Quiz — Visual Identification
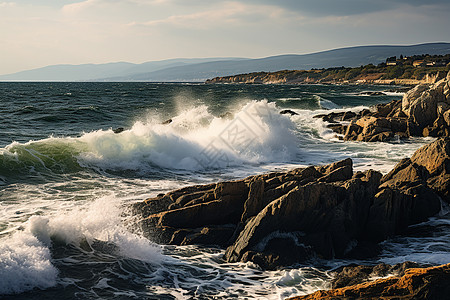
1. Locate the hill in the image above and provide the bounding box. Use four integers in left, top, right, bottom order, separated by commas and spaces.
1, 43, 450, 82
206, 54, 450, 85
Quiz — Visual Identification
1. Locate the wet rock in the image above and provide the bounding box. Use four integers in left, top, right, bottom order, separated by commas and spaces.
162, 118, 172, 125
331, 261, 422, 289
359, 91, 386, 96
135, 139, 449, 269
280, 109, 299, 116
219, 112, 234, 119
410, 137, 450, 176
113, 127, 124, 134
288, 263, 450, 300
315, 71, 450, 141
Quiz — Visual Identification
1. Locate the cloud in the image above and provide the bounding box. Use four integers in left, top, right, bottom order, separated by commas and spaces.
0, 2, 15, 7
130, 1, 294, 30
244, 0, 450, 16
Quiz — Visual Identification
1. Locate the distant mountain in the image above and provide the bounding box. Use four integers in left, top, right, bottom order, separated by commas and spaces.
116, 43, 450, 82
0, 57, 246, 81
1, 43, 449, 82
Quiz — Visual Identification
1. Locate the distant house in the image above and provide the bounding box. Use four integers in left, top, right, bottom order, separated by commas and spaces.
413, 60, 425, 67
386, 62, 398, 66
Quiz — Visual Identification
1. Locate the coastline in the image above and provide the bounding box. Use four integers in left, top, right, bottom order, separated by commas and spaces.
205, 68, 448, 86
133, 73, 450, 299
134, 136, 450, 298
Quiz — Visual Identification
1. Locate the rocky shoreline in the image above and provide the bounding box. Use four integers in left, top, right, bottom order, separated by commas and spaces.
205, 69, 447, 86
134, 136, 449, 265
288, 263, 450, 300
133, 73, 450, 299
315, 71, 450, 142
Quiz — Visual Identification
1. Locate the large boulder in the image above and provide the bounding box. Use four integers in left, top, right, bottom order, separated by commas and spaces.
224, 166, 382, 264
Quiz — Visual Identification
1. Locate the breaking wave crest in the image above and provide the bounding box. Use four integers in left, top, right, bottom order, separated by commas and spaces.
0, 100, 299, 181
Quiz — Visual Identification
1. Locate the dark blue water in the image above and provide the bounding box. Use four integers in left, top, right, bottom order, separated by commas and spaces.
0, 82, 393, 147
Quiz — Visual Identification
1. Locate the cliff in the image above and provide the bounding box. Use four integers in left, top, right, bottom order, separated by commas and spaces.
206, 65, 449, 85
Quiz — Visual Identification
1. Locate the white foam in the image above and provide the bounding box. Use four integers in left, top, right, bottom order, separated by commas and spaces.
77, 100, 299, 171
0, 231, 58, 295
28, 195, 162, 263
0, 193, 163, 296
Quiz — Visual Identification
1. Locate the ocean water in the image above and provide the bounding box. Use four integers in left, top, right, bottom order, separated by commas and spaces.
0, 82, 449, 299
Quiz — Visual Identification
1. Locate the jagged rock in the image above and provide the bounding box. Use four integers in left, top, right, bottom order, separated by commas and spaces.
403, 84, 441, 130
331, 261, 422, 289
113, 127, 124, 134
135, 139, 449, 269
315, 71, 450, 141
359, 91, 386, 96
280, 109, 299, 116
224, 162, 383, 265
410, 137, 450, 175
341, 111, 356, 120
288, 263, 450, 300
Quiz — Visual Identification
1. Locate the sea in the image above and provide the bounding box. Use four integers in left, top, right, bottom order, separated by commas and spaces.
1, 82, 449, 299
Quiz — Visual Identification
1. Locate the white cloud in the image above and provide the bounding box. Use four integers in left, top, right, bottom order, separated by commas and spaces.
131, 1, 298, 30
0, 2, 15, 7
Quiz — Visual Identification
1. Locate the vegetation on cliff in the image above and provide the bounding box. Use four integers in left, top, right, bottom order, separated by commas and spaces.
206, 54, 450, 85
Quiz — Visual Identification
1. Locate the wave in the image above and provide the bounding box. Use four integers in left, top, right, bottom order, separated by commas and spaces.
0, 231, 58, 295
314, 95, 340, 110
0, 195, 162, 296
0, 100, 299, 180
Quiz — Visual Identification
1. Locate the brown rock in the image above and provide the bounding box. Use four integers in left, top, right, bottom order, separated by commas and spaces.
288, 263, 450, 300
156, 195, 246, 229
224, 163, 383, 266
410, 137, 450, 175
343, 122, 362, 141
179, 226, 236, 247
241, 178, 265, 222
331, 261, 422, 289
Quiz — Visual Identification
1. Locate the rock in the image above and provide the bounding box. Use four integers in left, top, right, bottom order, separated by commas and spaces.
326, 124, 346, 135
219, 112, 234, 119
280, 109, 299, 116
241, 178, 265, 222
316, 71, 450, 141
331, 261, 422, 289
162, 118, 172, 125
375, 100, 400, 117
359, 91, 386, 96
341, 111, 356, 120
224, 162, 383, 266
178, 225, 236, 247
113, 127, 124, 134
401, 84, 431, 113
366, 185, 441, 241
135, 139, 449, 270
410, 137, 450, 176
288, 263, 450, 300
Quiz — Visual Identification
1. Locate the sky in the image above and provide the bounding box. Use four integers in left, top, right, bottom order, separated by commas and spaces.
1, 0, 450, 74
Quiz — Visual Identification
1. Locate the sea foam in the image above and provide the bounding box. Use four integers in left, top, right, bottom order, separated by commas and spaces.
78, 100, 299, 172
0, 231, 58, 295
0, 195, 162, 296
